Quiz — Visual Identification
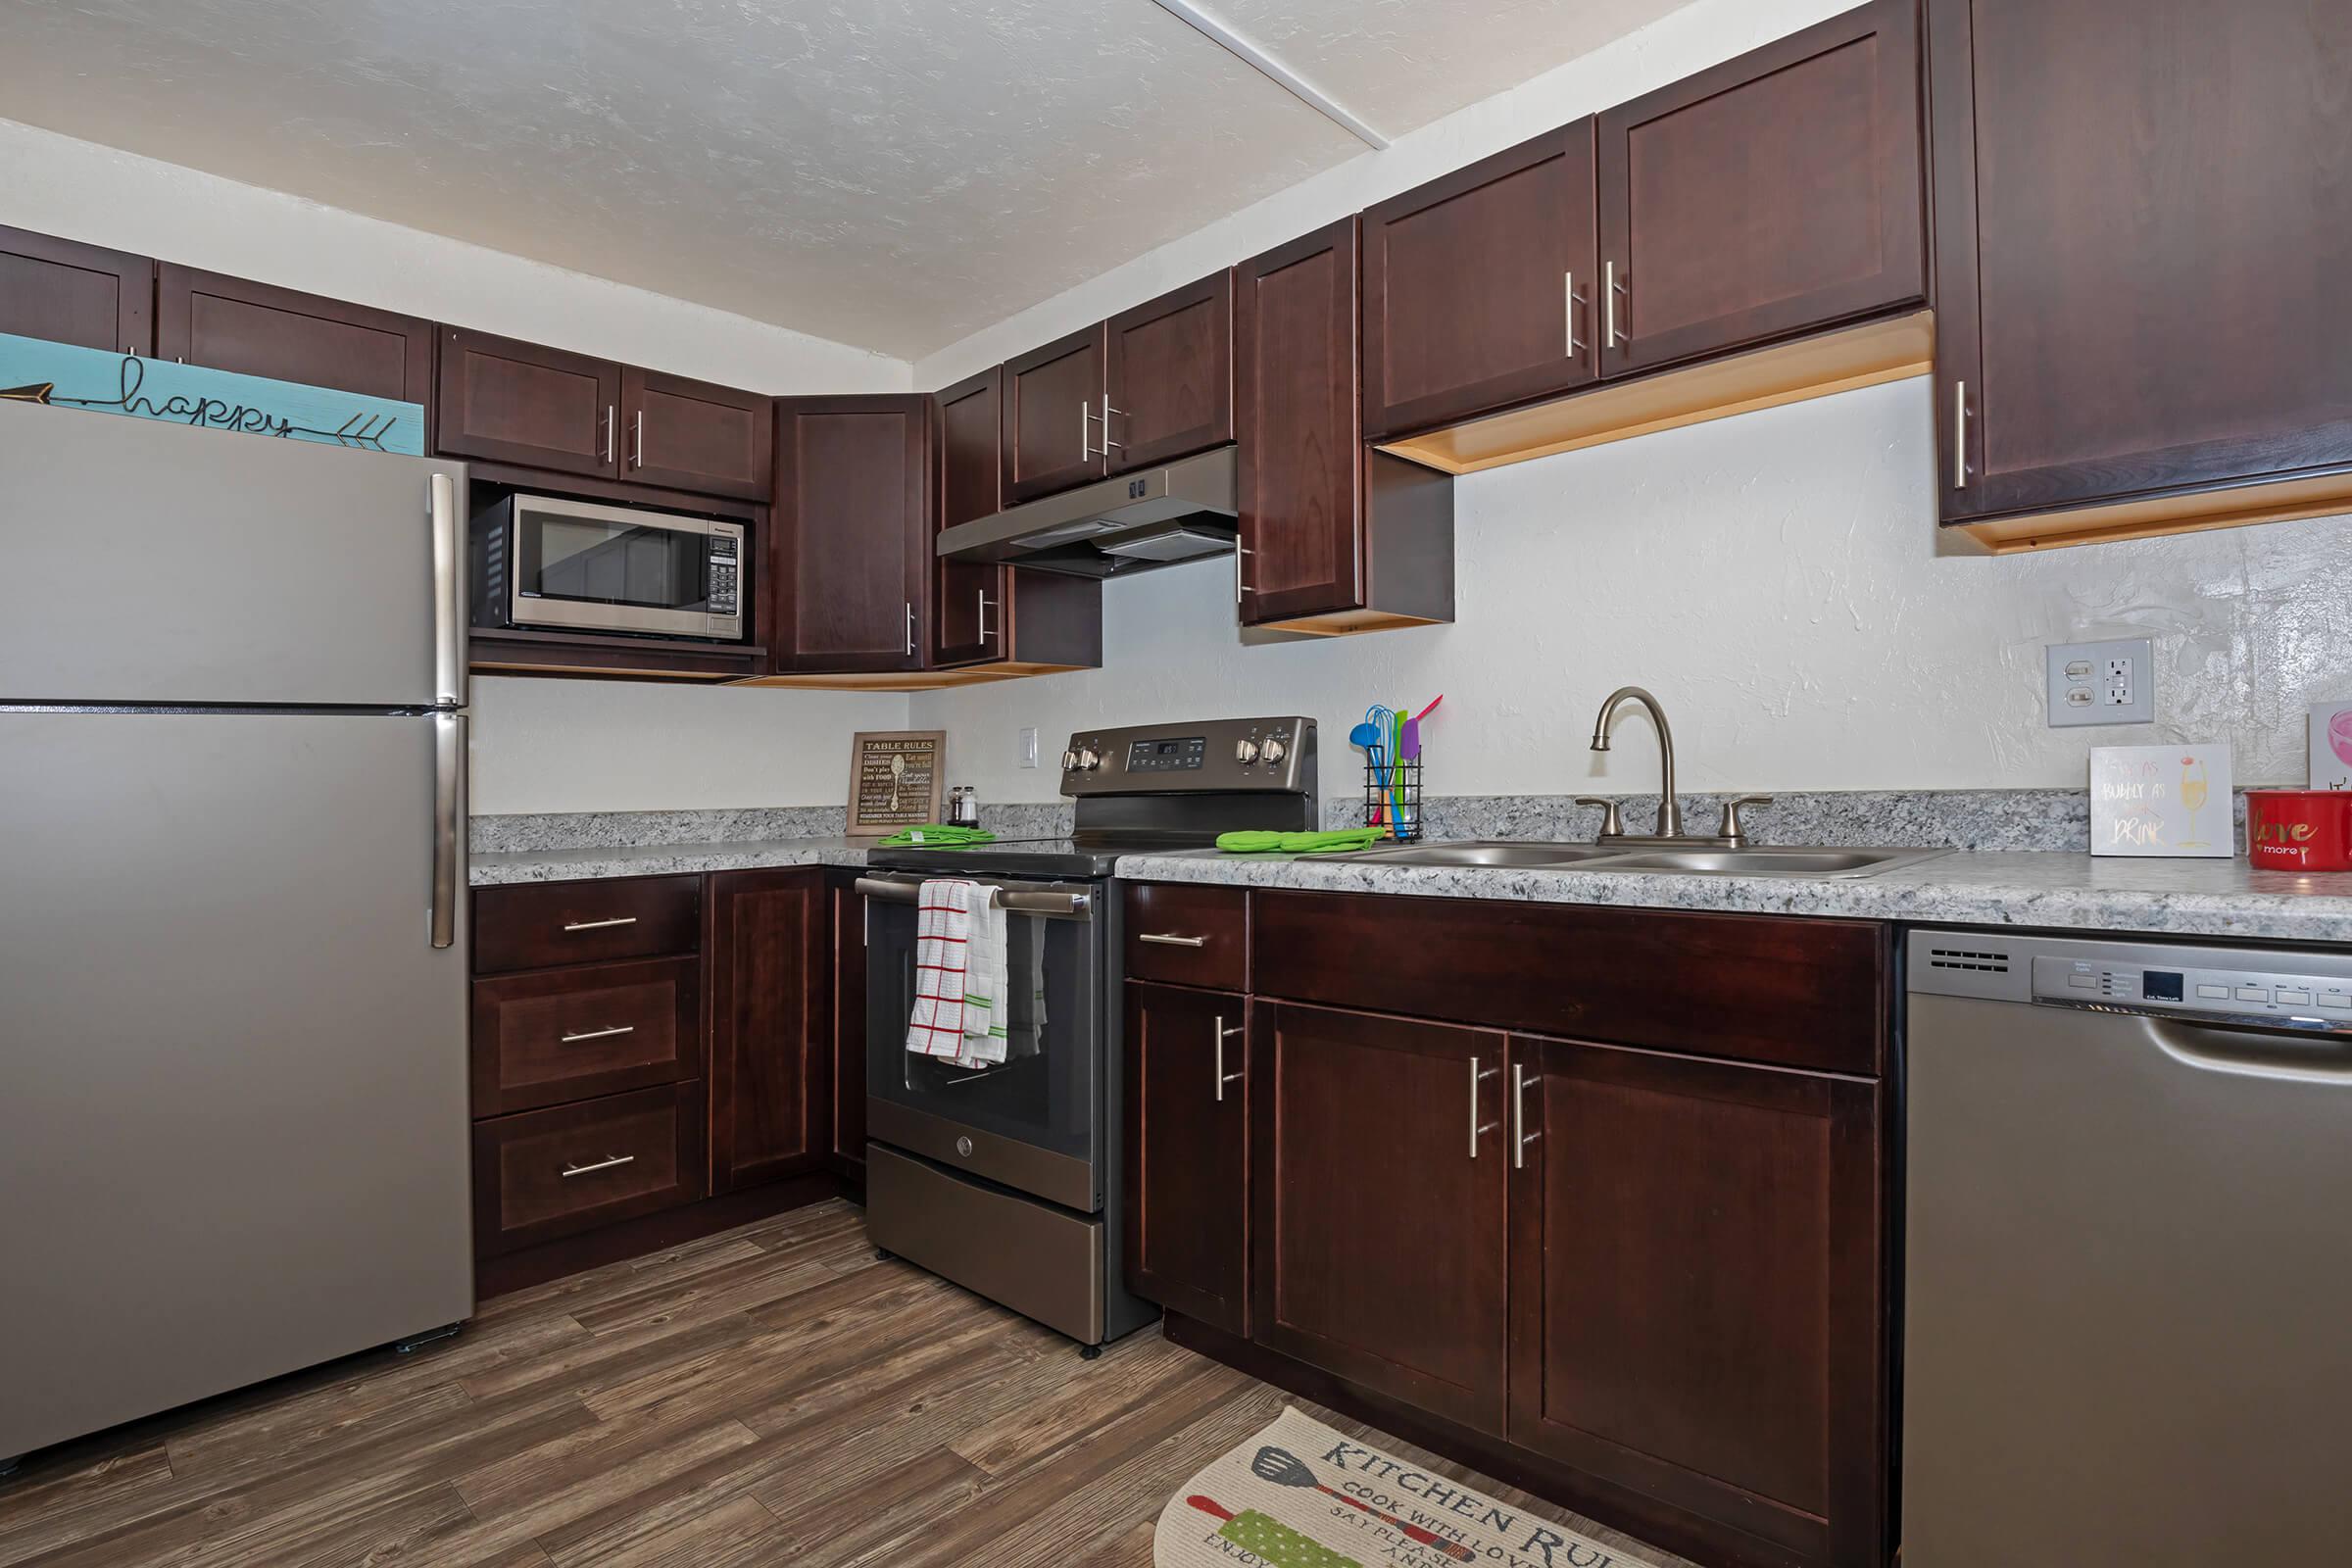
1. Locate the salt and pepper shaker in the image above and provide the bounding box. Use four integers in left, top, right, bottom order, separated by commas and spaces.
948, 785, 980, 828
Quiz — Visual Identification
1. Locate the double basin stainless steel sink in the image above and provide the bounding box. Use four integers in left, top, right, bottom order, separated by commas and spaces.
1338, 840, 1949, 879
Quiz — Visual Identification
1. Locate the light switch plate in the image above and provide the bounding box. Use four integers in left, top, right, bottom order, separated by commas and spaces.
2047, 638, 2153, 727
1018, 726, 1039, 768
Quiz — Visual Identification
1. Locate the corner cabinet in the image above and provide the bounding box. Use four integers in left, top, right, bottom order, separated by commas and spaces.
1235, 220, 1455, 635
1932, 0, 2352, 548
767, 395, 931, 675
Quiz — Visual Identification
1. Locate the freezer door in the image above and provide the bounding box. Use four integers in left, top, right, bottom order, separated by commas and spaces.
0, 710, 472, 1459
0, 401, 466, 708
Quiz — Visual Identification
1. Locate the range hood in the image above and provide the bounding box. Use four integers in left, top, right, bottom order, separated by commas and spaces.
936, 445, 1238, 578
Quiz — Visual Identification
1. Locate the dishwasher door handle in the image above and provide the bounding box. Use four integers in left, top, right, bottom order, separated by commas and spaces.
2141, 1014, 2352, 1086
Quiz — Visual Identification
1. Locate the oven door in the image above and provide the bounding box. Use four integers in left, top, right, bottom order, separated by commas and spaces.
501, 494, 743, 640
860, 873, 1106, 1213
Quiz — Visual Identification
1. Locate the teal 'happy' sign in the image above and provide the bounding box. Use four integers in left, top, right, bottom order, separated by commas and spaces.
0, 330, 424, 456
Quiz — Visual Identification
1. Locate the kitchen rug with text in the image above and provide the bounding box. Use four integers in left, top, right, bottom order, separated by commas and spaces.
1154, 1405, 1666, 1568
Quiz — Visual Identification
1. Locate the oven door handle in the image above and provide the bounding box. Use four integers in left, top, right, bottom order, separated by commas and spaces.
855, 874, 1095, 921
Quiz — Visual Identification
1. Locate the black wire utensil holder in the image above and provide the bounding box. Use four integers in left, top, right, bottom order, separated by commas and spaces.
1364, 755, 1423, 841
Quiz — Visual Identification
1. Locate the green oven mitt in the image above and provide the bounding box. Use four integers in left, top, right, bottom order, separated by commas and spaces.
1215, 827, 1385, 856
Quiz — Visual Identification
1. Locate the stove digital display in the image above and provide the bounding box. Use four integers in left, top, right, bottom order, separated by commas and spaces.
1127, 736, 1207, 772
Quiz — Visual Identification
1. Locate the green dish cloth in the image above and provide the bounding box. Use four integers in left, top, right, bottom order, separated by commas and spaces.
1215, 827, 1385, 856
874, 824, 998, 847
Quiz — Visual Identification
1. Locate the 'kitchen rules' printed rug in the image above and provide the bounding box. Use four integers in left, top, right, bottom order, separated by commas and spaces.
1154, 1406, 1666, 1568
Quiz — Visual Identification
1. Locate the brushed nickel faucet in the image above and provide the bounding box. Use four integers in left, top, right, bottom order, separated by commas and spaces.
1590, 686, 1684, 838
1586, 687, 1775, 846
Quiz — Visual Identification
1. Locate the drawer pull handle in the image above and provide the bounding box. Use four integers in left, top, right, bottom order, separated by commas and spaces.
563, 916, 639, 932
562, 1154, 637, 1178
1139, 932, 1208, 948
560, 1025, 636, 1044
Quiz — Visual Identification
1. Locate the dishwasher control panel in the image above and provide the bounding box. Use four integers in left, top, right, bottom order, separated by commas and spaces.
2033, 955, 2352, 1029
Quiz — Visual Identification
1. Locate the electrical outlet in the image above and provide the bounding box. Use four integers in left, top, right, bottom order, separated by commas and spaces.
2046, 638, 2154, 727
1018, 726, 1039, 768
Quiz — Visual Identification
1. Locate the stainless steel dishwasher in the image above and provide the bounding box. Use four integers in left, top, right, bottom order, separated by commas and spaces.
1904, 929, 2352, 1564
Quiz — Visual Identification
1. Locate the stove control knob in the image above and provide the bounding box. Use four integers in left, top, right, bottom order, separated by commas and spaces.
1076, 747, 1102, 771
1235, 738, 1260, 763
1262, 735, 1288, 765
1060, 749, 1080, 772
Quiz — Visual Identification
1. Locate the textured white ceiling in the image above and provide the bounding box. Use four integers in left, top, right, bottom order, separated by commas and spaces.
0, 0, 1691, 362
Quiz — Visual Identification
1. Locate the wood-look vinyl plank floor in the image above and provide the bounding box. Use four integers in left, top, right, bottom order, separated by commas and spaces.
0, 1198, 1695, 1568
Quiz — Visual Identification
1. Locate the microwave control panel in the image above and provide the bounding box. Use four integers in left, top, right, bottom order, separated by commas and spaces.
708, 530, 741, 616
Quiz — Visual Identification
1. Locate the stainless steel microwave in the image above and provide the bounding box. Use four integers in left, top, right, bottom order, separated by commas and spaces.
470, 494, 744, 642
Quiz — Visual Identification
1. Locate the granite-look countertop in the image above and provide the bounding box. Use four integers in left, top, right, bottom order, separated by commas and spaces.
1109, 847, 2352, 944
469, 836, 873, 886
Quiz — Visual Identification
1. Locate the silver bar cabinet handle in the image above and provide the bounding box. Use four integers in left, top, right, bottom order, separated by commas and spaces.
1079, 399, 1092, 462
429, 711, 463, 951
1139, 932, 1208, 948
1605, 262, 1627, 348
906, 601, 916, 658
1564, 271, 1584, 358
601, 404, 614, 463
1468, 1056, 1502, 1157
428, 473, 464, 708
1214, 1015, 1246, 1102
1098, 404, 1124, 451
631, 409, 645, 468
977, 589, 995, 643
1512, 1062, 1542, 1169
1952, 380, 1970, 490
562, 1154, 636, 1179
563, 915, 639, 932
561, 1025, 637, 1044
1234, 544, 1252, 606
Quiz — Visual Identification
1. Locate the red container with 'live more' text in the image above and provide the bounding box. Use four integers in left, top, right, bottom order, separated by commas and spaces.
2246, 790, 2352, 872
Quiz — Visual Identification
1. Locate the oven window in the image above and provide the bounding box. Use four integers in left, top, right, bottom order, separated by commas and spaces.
519, 511, 710, 612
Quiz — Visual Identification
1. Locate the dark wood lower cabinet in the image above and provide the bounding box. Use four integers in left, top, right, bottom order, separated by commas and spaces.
1123, 982, 1250, 1335
707, 867, 827, 1193
471, 1082, 706, 1256
1507, 1036, 1886, 1568
1250, 1001, 1511, 1436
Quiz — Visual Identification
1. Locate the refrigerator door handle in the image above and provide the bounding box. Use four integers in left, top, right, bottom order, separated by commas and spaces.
429, 473, 465, 709
430, 711, 465, 950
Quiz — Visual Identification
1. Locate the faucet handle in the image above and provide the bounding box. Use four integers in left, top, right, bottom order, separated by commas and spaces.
1575, 797, 1625, 838
1717, 796, 1775, 844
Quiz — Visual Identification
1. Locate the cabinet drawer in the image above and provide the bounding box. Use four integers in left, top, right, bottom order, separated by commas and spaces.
1250, 890, 1889, 1076
471, 1084, 704, 1255
1123, 883, 1249, 991
470, 956, 699, 1116
472, 875, 702, 973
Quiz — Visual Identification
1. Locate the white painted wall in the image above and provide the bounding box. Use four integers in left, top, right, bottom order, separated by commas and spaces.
914, 378, 2352, 811
1, 118, 914, 816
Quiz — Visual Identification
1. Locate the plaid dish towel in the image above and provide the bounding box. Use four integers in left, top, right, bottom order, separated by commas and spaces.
957, 889, 1010, 1064
906, 879, 978, 1058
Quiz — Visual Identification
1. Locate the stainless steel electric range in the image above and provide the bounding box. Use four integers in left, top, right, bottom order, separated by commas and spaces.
857, 716, 1316, 1352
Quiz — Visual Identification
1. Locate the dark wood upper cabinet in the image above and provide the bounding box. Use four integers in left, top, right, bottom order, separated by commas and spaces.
1362, 124, 1600, 439
1507, 1036, 1886, 1568
769, 395, 929, 673
156, 265, 434, 445
1251, 1000, 1509, 1436
1002, 324, 1106, 503
1236, 220, 1454, 635
437, 327, 619, 480
620, 367, 772, 501
0, 224, 152, 355
1597, 0, 1923, 378
1123, 981, 1250, 1337
1103, 270, 1234, 472
1932, 0, 2352, 528
932, 366, 1004, 666
707, 867, 827, 1195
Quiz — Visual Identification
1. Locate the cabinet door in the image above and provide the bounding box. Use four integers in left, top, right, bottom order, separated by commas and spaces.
0, 224, 151, 354
1235, 220, 1362, 628
1251, 1001, 1509, 1434
707, 867, 827, 1194
1124, 982, 1250, 1335
1597, 0, 1923, 378
1507, 1037, 1885, 1568
1103, 270, 1233, 473
829, 873, 866, 1172
1002, 324, 1106, 503
1361, 125, 1598, 438
932, 366, 1008, 667
436, 327, 619, 479
1933, 0, 2352, 521
770, 395, 929, 673
620, 367, 772, 501
156, 265, 434, 445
